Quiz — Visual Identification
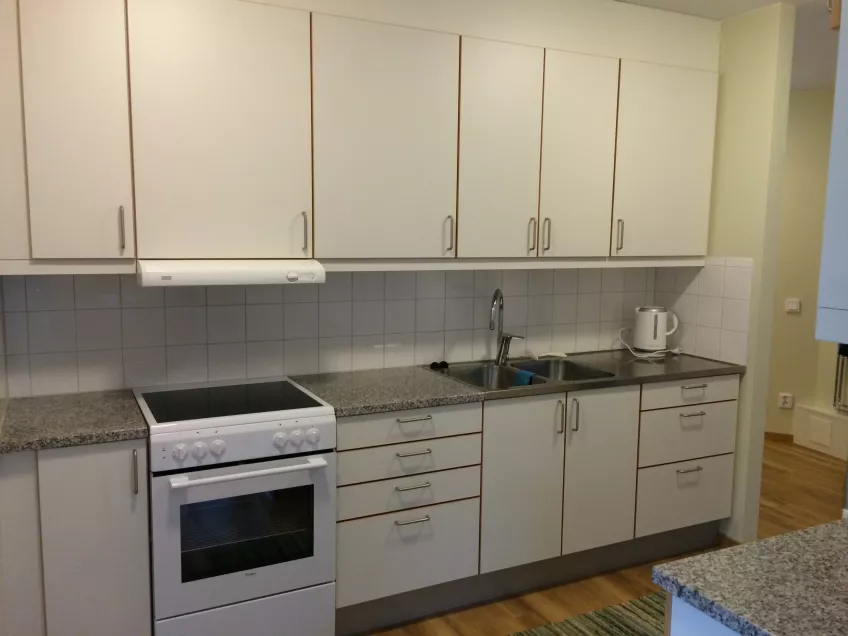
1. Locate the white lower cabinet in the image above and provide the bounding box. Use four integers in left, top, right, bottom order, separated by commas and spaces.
336, 498, 480, 607
38, 439, 151, 636
562, 386, 640, 555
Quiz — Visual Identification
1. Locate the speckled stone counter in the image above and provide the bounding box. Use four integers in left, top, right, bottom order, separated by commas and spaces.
0, 391, 147, 454
653, 521, 848, 636
293, 367, 484, 417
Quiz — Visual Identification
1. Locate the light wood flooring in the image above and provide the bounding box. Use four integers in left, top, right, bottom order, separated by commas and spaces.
377, 437, 846, 636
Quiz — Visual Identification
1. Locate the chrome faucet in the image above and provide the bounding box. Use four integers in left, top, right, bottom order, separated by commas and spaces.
490, 288, 524, 366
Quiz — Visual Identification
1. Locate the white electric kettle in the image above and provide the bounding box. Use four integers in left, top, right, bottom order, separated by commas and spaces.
633, 306, 679, 352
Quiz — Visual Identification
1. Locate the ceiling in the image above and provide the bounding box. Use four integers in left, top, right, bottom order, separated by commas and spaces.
616, 0, 821, 21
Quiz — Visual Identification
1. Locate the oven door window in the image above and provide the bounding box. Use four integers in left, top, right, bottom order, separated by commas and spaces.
180, 485, 314, 583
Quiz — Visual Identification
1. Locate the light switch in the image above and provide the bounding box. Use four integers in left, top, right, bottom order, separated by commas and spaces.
785, 298, 801, 313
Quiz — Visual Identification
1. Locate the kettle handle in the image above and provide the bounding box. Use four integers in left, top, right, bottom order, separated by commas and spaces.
666, 311, 679, 336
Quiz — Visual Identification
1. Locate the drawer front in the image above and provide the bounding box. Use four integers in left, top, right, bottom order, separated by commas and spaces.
639, 401, 738, 467
337, 498, 480, 607
337, 434, 482, 486
337, 403, 482, 451
641, 375, 739, 411
337, 466, 480, 521
635, 453, 734, 538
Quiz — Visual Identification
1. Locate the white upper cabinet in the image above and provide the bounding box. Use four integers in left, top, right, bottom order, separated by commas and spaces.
19, 0, 134, 259
129, 0, 312, 259
313, 15, 460, 259
613, 60, 718, 257
539, 51, 619, 258
0, 0, 30, 260
457, 38, 543, 258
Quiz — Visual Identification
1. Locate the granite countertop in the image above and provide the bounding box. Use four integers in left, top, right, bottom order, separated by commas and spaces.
0, 390, 147, 454
292, 366, 485, 417
653, 521, 848, 636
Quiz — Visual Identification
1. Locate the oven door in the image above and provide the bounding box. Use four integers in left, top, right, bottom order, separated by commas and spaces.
151, 452, 336, 620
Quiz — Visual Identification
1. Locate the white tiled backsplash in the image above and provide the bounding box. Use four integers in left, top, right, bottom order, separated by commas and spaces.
0, 263, 749, 398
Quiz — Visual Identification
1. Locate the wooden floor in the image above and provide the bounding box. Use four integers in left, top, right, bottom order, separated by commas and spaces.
377, 437, 846, 636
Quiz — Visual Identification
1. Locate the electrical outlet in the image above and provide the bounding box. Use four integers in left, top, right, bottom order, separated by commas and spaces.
785, 298, 802, 313
778, 393, 794, 409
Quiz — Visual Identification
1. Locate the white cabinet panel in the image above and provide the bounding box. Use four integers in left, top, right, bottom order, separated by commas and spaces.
38, 440, 151, 636
613, 61, 718, 257
540, 51, 619, 258
457, 37, 543, 257
313, 15, 459, 258
129, 0, 312, 259
0, 0, 29, 260
480, 395, 565, 573
561, 386, 639, 555
19, 0, 134, 258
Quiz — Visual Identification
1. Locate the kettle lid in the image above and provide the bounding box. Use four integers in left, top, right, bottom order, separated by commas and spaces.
636, 305, 668, 313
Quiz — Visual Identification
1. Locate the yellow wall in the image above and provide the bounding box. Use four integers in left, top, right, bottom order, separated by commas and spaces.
710, 3, 795, 542
767, 90, 835, 434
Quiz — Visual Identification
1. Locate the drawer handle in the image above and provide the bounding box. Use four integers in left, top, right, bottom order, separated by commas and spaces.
396, 448, 432, 458
396, 415, 433, 424
680, 411, 707, 418
395, 481, 431, 492
395, 515, 431, 527
682, 384, 708, 390
676, 466, 703, 475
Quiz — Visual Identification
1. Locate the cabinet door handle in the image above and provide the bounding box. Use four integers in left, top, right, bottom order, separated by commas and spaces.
396, 415, 432, 424
447, 216, 455, 252
682, 383, 708, 391
394, 481, 431, 492
395, 515, 431, 526
132, 449, 139, 495
301, 211, 309, 252
543, 217, 552, 252
528, 217, 537, 252
572, 397, 580, 432
676, 466, 703, 475
119, 206, 126, 251
616, 219, 624, 252
396, 448, 432, 458
556, 399, 565, 434
680, 411, 707, 418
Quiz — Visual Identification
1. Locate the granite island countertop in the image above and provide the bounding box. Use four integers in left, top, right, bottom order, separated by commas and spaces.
0, 390, 147, 454
653, 520, 848, 636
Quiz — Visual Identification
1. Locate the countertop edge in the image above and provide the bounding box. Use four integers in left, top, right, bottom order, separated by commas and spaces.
0, 426, 148, 455
334, 392, 485, 418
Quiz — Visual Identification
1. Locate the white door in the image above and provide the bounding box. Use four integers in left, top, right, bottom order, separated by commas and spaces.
313, 15, 459, 258
562, 386, 640, 555
539, 51, 619, 258
129, 0, 312, 259
613, 61, 718, 257
480, 395, 565, 573
19, 0, 134, 259
0, 0, 29, 260
38, 440, 150, 636
457, 37, 543, 258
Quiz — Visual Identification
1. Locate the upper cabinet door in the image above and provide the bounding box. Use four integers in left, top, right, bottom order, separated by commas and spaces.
129, 0, 312, 259
457, 38, 543, 258
613, 61, 718, 257
19, 0, 134, 258
313, 15, 459, 258
539, 51, 619, 258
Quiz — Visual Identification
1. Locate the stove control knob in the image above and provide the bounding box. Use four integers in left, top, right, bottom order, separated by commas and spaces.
290, 429, 304, 446
306, 428, 320, 444
209, 439, 226, 457
192, 441, 208, 460
172, 443, 188, 462
273, 432, 288, 450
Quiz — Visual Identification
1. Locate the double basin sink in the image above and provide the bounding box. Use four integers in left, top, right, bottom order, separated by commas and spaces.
434, 358, 615, 394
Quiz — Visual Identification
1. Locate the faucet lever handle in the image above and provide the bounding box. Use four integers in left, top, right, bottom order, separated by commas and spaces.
502, 332, 525, 341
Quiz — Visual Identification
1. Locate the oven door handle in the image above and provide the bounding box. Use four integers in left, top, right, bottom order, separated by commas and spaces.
168, 457, 328, 490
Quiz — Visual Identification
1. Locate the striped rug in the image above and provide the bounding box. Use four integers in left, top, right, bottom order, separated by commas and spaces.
512, 592, 665, 636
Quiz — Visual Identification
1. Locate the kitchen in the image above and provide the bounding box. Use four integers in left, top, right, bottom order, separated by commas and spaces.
0, 0, 843, 635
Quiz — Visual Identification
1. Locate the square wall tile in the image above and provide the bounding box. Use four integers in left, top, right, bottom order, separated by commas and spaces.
551, 324, 577, 354
722, 299, 750, 333
444, 330, 473, 362
472, 329, 496, 361
284, 303, 319, 339
76, 309, 122, 351
319, 272, 352, 302
553, 295, 578, 325
123, 347, 166, 387
353, 301, 385, 336
122, 308, 166, 349
247, 341, 284, 379
246, 285, 283, 305
208, 343, 247, 381
78, 350, 123, 391
6, 355, 31, 397
698, 266, 724, 298
416, 271, 446, 299
167, 345, 208, 384
385, 272, 416, 300
554, 270, 578, 295
207, 285, 245, 306
166, 286, 206, 307
720, 330, 748, 365
655, 268, 676, 293
207, 305, 246, 343
527, 295, 553, 326
501, 270, 528, 296
2, 276, 27, 311
284, 283, 319, 304
353, 272, 385, 301
601, 269, 625, 293
696, 296, 723, 329
528, 270, 553, 296
383, 333, 414, 367
319, 302, 353, 338
414, 332, 445, 365
474, 270, 502, 297
445, 298, 473, 331
624, 268, 647, 292
30, 353, 78, 396
352, 335, 384, 370
600, 293, 624, 322
674, 268, 699, 295
319, 337, 352, 372
673, 294, 698, 326
695, 326, 721, 359
120, 275, 163, 308
284, 338, 319, 375
166, 307, 207, 345
578, 269, 601, 294
526, 326, 552, 357
502, 296, 527, 328
445, 271, 475, 298
4, 312, 28, 354
74, 275, 120, 309
575, 323, 600, 352
576, 294, 600, 323
416, 299, 445, 332
26, 276, 74, 310
385, 300, 415, 334
28, 311, 76, 354
724, 266, 753, 300
246, 304, 283, 342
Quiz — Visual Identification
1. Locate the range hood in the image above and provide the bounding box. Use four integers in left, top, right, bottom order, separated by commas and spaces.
137, 260, 326, 287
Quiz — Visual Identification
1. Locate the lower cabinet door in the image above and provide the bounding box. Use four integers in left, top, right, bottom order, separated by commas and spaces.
336, 498, 480, 607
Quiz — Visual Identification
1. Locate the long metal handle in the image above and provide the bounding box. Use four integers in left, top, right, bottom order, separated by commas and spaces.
680, 411, 707, 418
395, 515, 431, 526
682, 383, 708, 390
395, 481, 431, 492
616, 219, 624, 251
169, 456, 327, 490
132, 449, 139, 495
301, 211, 308, 252
676, 466, 704, 475
396, 448, 433, 458
572, 397, 580, 432
528, 218, 537, 252
543, 217, 552, 252
396, 415, 433, 424
447, 216, 455, 252
119, 206, 126, 251
557, 400, 565, 434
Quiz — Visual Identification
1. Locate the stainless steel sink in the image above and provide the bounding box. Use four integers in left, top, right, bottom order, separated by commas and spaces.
510, 358, 615, 382
438, 362, 546, 390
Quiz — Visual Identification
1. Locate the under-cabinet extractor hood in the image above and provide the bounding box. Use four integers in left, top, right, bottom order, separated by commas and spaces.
137, 260, 326, 287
